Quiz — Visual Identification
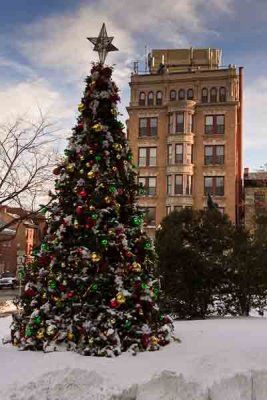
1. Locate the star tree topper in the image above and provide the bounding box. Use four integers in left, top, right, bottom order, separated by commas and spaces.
87, 23, 118, 64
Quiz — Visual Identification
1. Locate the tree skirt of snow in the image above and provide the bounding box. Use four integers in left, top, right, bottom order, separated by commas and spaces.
1, 316, 267, 399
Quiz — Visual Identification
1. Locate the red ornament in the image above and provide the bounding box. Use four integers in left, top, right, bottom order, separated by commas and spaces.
110, 298, 118, 308
53, 166, 61, 175
79, 190, 87, 198
24, 288, 36, 297
67, 292, 74, 298
77, 122, 84, 130
85, 217, 95, 229
76, 205, 83, 215
117, 188, 124, 195
141, 333, 150, 349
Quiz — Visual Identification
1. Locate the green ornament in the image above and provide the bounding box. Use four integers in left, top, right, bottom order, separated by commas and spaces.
154, 288, 159, 297
125, 319, 131, 330
48, 281, 57, 289
34, 316, 42, 325
109, 185, 116, 194
95, 155, 102, 161
132, 216, 142, 226
144, 241, 152, 250
41, 243, 49, 251
127, 152, 133, 161
92, 213, 97, 220
160, 314, 164, 321
25, 326, 33, 337
92, 283, 98, 291
141, 282, 148, 289
41, 207, 47, 214
100, 239, 108, 247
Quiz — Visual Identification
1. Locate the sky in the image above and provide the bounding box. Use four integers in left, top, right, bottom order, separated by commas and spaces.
0, 0, 266, 170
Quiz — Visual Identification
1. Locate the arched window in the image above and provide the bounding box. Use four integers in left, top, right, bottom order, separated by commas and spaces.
201, 88, 208, 103
139, 92, 146, 106
187, 88, 194, 100
178, 89, 185, 100
156, 91, 163, 105
147, 91, 154, 106
219, 87, 226, 102
210, 87, 217, 103
170, 90, 176, 101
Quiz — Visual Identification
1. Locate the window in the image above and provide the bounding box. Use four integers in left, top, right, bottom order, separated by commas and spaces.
187, 88, 194, 100
138, 147, 157, 167
148, 91, 154, 106
188, 114, 193, 132
156, 91, 163, 105
167, 175, 172, 195
202, 88, 208, 103
139, 92, 146, 106
166, 206, 171, 216
178, 89, 185, 100
175, 144, 183, 164
142, 207, 156, 226
138, 176, 156, 196
254, 191, 266, 211
176, 112, 184, 133
204, 145, 224, 165
204, 176, 224, 196
139, 117, 158, 137
185, 175, 193, 195
167, 144, 172, 165
205, 115, 225, 135
219, 87, 226, 102
174, 206, 182, 212
168, 114, 174, 134
170, 90, 176, 101
210, 87, 217, 103
175, 175, 183, 194
186, 144, 193, 164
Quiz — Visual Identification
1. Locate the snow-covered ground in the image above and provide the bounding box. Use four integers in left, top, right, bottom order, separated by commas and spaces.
1, 314, 267, 399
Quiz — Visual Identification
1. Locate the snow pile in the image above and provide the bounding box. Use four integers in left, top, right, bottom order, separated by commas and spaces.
1, 316, 267, 399
0, 300, 17, 316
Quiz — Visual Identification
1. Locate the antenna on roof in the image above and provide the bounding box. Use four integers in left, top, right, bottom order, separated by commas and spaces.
144, 44, 148, 73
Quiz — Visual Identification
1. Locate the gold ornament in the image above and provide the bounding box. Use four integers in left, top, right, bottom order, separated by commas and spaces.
86, 162, 91, 168
88, 337, 94, 345
116, 292, 126, 304
67, 332, 74, 341
151, 336, 159, 346
80, 169, 84, 174
80, 155, 85, 160
105, 196, 112, 204
66, 163, 75, 172
91, 252, 101, 263
87, 171, 95, 179
132, 262, 142, 272
36, 328, 45, 339
92, 123, 104, 132
89, 205, 95, 211
46, 325, 57, 336
113, 143, 122, 151
78, 103, 85, 112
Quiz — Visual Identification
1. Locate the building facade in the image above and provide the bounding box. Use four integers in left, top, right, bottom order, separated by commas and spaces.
127, 48, 243, 236
0, 206, 46, 274
244, 169, 267, 232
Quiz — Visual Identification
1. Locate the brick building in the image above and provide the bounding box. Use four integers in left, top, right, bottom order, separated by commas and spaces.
127, 48, 243, 236
244, 169, 267, 232
0, 207, 46, 274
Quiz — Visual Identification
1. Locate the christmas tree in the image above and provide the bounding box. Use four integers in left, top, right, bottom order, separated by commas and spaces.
11, 24, 173, 356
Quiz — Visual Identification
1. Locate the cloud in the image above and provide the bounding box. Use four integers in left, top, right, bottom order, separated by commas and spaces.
17, 0, 235, 81
244, 77, 267, 151
0, 78, 74, 135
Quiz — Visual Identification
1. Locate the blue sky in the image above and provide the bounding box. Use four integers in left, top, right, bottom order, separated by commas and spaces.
0, 0, 266, 170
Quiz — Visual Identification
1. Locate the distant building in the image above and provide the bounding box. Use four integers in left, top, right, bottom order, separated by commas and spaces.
127, 48, 243, 237
244, 168, 267, 232
0, 206, 46, 274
